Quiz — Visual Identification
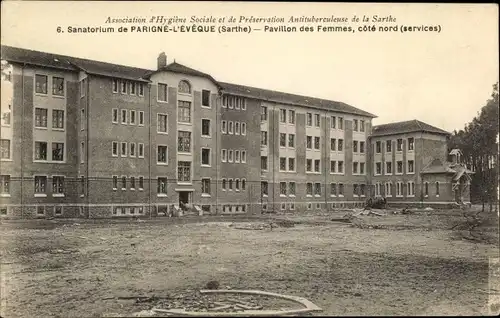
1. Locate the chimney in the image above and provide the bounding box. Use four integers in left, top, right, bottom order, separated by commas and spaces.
157, 52, 167, 69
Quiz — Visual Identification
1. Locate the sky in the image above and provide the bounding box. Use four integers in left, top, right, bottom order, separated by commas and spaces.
1, 1, 498, 132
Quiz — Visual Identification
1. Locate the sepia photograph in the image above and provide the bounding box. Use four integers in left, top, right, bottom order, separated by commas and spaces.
0, 1, 499, 317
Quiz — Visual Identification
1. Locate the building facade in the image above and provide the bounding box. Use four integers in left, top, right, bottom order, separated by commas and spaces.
0, 46, 470, 219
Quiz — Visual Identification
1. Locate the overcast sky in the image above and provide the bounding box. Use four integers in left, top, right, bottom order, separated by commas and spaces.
1, 2, 498, 132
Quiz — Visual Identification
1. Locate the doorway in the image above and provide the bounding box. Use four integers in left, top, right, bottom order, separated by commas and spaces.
178, 191, 191, 209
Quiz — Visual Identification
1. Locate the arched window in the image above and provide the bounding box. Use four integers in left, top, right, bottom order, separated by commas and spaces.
178, 80, 191, 94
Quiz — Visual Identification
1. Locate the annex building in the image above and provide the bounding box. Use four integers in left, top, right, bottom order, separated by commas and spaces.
0, 46, 473, 218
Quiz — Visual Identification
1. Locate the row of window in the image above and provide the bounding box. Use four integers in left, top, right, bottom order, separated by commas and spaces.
112, 109, 145, 126
0, 205, 65, 216
35, 74, 65, 96
374, 160, 414, 175
374, 181, 441, 197
261, 181, 348, 197
112, 206, 145, 215
34, 108, 65, 129
112, 176, 145, 191
221, 121, 247, 135
375, 138, 414, 153
158, 81, 212, 107
34, 141, 64, 161
222, 95, 246, 110
279, 109, 296, 124
221, 178, 247, 192
112, 141, 145, 158
221, 149, 247, 164
280, 133, 295, 148
17, 175, 67, 196
112, 78, 145, 96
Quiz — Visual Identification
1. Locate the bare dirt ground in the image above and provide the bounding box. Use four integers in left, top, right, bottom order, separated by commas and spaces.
1, 207, 498, 317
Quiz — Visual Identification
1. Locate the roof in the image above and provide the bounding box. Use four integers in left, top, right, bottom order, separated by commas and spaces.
421, 159, 474, 180
219, 82, 377, 118
371, 119, 450, 137
1, 45, 374, 117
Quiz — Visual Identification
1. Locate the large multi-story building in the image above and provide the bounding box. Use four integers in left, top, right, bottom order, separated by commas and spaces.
0, 46, 472, 218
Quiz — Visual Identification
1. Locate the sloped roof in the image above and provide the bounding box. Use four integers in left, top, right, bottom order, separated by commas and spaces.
421, 158, 474, 181
372, 119, 450, 137
143, 62, 220, 87
219, 82, 377, 118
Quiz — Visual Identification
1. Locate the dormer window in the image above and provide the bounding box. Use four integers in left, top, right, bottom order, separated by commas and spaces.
178, 80, 191, 94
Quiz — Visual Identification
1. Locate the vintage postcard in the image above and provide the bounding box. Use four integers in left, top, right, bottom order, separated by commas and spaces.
0, 1, 499, 317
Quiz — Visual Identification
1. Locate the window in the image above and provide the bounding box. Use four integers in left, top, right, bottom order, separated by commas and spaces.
222, 121, 227, 133
139, 111, 144, 125
385, 182, 392, 197
139, 177, 144, 190
0, 175, 10, 194
280, 109, 286, 123
314, 137, 320, 150
306, 159, 312, 172
288, 158, 295, 171
314, 159, 320, 172
228, 179, 233, 190
330, 183, 337, 196
129, 176, 136, 190
138, 83, 144, 96
331, 116, 336, 128
360, 162, 365, 174
80, 142, 85, 163
112, 176, 118, 190
435, 182, 440, 196
202, 178, 211, 195
408, 182, 415, 197
158, 83, 168, 102
330, 160, 336, 173
201, 119, 211, 136
112, 109, 118, 123
178, 80, 191, 94
121, 109, 127, 124
408, 138, 414, 151
50, 110, 65, 130
280, 157, 286, 171
360, 141, 365, 154
360, 184, 366, 197
157, 114, 168, 133
397, 161, 403, 174
353, 119, 359, 131
425, 182, 429, 196
314, 183, 321, 196
35, 74, 48, 94
338, 161, 344, 173
52, 143, 64, 161
120, 81, 127, 94
201, 148, 211, 166
288, 110, 295, 124
222, 179, 227, 191
261, 131, 268, 146
397, 139, 403, 151
241, 150, 247, 163
178, 101, 191, 123
280, 182, 287, 196
130, 110, 136, 125
360, 120, 365, 132
157, 146, 167, 163
386, 140, 392, 152
235, 150, 240, 163
112, 79, 119, 93
228, 150, 233, 162
330, 138, 336, 151
261, 156, 268, 170
408, 160, 414, 173
80, 109, 85, 130
314, 114, 320, 127
221, 149, 227, 162
35, 141, 47, 160
353, 184, 359, 196
261, 106, 268, 121
138, 143, 144, 158
51, 76, 64, 96
386, 161, 392, 174
376, 141, 381, 153
396, 182, 403, 197
202, 90, 210, 107
375, 162, 382, 175
178, 131, 191, 152
177, 161, 191, 182
338, 139, 344, 151
306, 136, 312, 149
120, 142, 127, 157
261, 181, 268, 196
353, 141, 358, 153
241, 123, 247, 135
353, 162, 358, 174
34, 176, 47, 194
339, 183, 344, 196
52, 176, 64, 194
306, 113, 312, 126
35, 108, 48, 128
228, 121, 233, 134
1, 140, 11, 159
37, 206, 45, 215
306, 182, 313, 196
288, 134, 296, 148
157, 177, 167, 194
130, 143, 136, 157
130, 82, 136, 95
279, 133, 286, 147
289, 182, 296, 196
338, 117, 344, 130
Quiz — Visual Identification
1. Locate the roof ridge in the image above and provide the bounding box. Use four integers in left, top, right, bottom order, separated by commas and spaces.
414, 119, 423, 130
